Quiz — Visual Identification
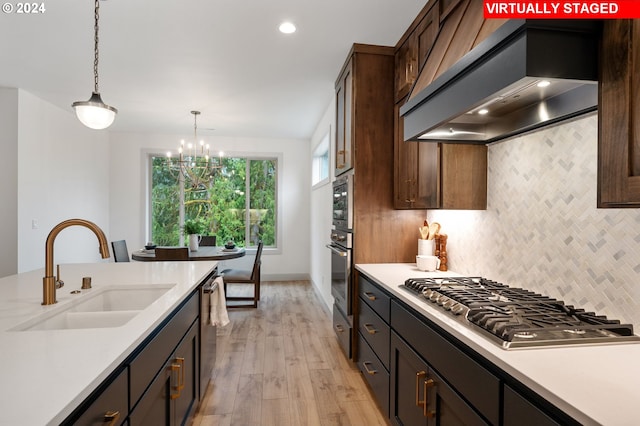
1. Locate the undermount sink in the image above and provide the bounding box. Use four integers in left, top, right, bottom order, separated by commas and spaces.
11, 284, 175, 331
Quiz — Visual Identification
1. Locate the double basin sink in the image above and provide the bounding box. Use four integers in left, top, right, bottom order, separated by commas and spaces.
11, 284, 175, 331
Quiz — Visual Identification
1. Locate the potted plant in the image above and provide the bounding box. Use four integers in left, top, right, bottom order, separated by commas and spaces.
183, 219, 205, 251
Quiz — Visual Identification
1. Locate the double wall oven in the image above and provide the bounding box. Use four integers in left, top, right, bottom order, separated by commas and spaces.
327, 172, 354, 357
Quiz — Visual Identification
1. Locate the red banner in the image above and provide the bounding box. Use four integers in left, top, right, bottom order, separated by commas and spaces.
484, 1, 640, 19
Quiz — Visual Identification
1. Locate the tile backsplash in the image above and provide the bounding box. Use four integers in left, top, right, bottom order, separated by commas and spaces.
428, 113, 640, 330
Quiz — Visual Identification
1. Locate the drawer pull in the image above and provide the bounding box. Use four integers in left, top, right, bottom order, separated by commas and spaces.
424, 378, 435, 418
364, 292, 376, 301
415, 371, 426, 408
103, 410, 120, 425
363, 323, 377, 335
362, 361, 378, 375
335, 324, 344, 333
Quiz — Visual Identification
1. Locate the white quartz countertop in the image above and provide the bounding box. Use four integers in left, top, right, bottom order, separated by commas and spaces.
0, 261, 217, 425
356, 263, 640, 426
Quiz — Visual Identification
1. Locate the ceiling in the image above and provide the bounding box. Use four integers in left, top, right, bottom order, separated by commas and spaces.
0, 0, 426, 139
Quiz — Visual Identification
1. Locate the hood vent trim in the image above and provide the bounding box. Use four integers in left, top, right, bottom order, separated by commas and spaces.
400, 20, 599, 144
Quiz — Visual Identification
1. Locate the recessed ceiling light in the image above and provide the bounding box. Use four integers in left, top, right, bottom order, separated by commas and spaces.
478, 108, 489, 115
537, 80, 551, 88
279, 22, 296, 34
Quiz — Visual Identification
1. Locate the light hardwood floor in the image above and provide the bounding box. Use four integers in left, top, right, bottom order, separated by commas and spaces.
192, 281, 389, 426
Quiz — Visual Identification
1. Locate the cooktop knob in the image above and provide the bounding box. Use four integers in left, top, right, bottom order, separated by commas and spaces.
451, 304, 466, 315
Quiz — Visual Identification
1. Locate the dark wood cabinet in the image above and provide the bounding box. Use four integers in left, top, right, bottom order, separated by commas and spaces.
356, 275, 392, 416
390, 332, 488, 426
394, 103, 487, 210
62, 282, 207, 426
393, 0, 488, 211
503, 385, 559, 426
334, 44, 427, 264
598, 20, 640, 207
335, 58, 353, 176
68, 367, 128, 426
395, 3, 439, 102
130, 321, 199, 426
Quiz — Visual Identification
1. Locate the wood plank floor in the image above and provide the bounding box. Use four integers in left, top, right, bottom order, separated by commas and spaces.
192, 281, 389, 426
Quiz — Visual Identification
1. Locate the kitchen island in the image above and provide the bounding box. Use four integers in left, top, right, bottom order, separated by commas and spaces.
356, 263, 640, 426
0, 261, 217, 425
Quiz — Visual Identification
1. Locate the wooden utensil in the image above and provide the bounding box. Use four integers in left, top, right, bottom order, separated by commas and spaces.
427, 222, 440, 240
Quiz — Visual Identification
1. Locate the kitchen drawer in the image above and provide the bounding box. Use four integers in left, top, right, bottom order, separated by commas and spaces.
130, 290, 199, 407
504, 385, 560, 426
391, 300, 500, 425
357, 333, 389, 418
333, 304, 352, 359
62, 367, 128, 426
359, 274, 391, 322
358, 298, 390, 369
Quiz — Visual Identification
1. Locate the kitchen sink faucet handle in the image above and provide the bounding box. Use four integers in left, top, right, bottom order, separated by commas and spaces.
55, 264, 64, 289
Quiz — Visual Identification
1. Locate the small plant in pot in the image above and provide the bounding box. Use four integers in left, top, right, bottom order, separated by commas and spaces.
183, 219, 206, 251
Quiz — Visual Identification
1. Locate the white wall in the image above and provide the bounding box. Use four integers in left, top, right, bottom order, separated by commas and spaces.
0, 88, 19, 277
108, 132, 311, 279
309, 100, 335, 310
16, 90, 110, 273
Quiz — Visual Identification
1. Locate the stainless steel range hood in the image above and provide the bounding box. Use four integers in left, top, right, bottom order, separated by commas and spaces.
400, 20, 600, 144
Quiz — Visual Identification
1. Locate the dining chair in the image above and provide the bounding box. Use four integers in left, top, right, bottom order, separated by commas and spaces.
111, 240, 130, 262
199, 235, 217, 246
155, 247, 190, 261
221, 241, 263, 308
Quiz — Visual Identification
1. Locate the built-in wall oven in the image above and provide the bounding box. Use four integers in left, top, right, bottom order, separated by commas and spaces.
327, 172, 354, 358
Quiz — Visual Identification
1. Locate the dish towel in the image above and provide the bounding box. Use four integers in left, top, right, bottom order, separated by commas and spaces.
210, 276, 230, 327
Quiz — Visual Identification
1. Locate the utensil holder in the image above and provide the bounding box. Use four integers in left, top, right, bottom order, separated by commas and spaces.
418, 239, 434, 256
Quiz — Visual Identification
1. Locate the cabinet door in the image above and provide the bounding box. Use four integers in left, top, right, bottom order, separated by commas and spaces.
394, 99, 439, 209
391, 332, 488, 426
65, 367, 128, 426
130, 321, 199, 426
129, 366, 172, 426
598, 20, 640, 207
390, 332, 429, 426
335, 60, 353, 176
173, 321, 199, 426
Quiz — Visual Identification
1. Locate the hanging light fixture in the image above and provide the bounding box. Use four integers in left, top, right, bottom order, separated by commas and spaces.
165, 111, 223, 190
72, 0, 117, 130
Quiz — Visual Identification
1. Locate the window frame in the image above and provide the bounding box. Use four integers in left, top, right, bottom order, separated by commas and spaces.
145, 150, 282, 253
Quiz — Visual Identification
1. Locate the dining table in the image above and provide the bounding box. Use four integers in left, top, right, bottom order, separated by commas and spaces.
131, 246, 246, 262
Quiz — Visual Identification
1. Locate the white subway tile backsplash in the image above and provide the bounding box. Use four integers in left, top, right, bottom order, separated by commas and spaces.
428, 114, 640, 330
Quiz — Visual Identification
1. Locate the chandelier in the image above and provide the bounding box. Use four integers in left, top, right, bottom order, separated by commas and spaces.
165, 111, 223, 189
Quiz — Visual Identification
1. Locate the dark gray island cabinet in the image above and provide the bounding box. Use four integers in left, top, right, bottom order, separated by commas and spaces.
61, 273, 212, 426
356, 272, 576, 426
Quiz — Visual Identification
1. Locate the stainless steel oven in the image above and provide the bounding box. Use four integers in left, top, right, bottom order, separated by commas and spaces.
327, 229, 352, 316
328, 172, 355, 358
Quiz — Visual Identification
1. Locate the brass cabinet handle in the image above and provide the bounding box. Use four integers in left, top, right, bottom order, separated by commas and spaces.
175, 357, 185, 392
424, 378, 435, 418
364, 292, 376, 301
363, 323, 377, 335
415, 371, 426, 408
169, 362, 181, 400
103, 410, 119, 425
362, 361, 378, 375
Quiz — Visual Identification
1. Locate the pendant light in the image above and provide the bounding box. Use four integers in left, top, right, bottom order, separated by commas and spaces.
72, 0, 117, 130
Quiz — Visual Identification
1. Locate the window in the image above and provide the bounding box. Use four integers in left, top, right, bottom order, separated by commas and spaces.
150, 155, 277, 248
312, 132, 330, 187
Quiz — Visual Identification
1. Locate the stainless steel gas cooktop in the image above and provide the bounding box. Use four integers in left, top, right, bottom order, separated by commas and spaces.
400, 277, 640, 350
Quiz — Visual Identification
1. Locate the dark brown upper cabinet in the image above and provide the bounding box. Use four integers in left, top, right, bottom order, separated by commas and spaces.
598, 20, 640, 207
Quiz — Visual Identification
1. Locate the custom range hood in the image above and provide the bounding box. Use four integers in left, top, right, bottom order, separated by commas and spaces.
401, 20, 600, 144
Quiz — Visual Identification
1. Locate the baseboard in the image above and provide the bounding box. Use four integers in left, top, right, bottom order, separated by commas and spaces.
262, 273, 311, 282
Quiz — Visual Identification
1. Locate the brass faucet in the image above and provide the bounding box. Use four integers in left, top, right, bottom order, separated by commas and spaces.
42, 219, 110, 305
